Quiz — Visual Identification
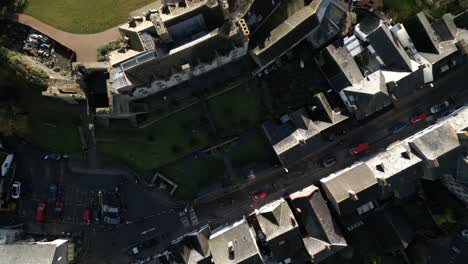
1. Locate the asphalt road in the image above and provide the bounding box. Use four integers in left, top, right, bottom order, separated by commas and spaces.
194, 64, 468, 227
8, 142, 195, 263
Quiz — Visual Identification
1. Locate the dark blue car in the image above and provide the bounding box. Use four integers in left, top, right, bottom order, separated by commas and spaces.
389, 122, 408, 134
48, 184, 58, 203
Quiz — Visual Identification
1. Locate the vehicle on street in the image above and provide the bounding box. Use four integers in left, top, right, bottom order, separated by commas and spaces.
48, 184, 58, 203
83, 209, 91, 225
439, 105, 464, 121
349, 142, 369, 156
410, 112, 427, 124
430, 100, 450, 114
103, 214, 121, 225
36, 202, 47, 222
102, 204, 120, 214
389, 122, 408, 134
11, 181, 21, 199
321, 156, 337, 167
251, 192, 267, 203
451, 227, 468, 253
44, 153, 62, 160
55, 201, 64, 216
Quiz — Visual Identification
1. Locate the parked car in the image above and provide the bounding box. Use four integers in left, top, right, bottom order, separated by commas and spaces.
103, 215, 121, 225
389, 122, 408, 134
36, 202, 47, 222
430, 100, 450, 114
83, 209, 91, 225
348, 142, 369, 156
321, 156, 337, 167
48, 184, 58, 203
11, 181, 21, 199
410, 112, 427, 124
55, 201, 64, 216
251, 192, 267, 203
44, 153, 62, 160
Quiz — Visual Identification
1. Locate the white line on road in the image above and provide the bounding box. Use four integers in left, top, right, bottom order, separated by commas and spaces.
140, 227, 156, 235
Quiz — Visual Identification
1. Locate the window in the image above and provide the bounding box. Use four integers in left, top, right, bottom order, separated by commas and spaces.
356, 201, 375, 215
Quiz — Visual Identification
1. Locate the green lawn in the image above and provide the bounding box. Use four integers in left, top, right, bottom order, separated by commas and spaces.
96, 103, 213, 174
207, 80, 262, 138
24, 0, 155, 33
230, 131, 276, 167
159, 156, 225, 200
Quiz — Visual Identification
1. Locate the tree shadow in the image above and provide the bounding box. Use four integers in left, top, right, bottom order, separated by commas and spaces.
0, 0, 29, 16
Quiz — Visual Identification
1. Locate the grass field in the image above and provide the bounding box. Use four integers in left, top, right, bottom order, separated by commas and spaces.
23, 0, 155, 33
207, 80, 262, 138
96, 103, 213, 174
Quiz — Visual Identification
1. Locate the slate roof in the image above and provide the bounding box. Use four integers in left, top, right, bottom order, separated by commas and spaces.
255, 199, 309, 263
262, 94, 348, 167
320, 41, 364, 91
340, 70, 392, 120
209, 218, 263, 264
366, 22, 413, 72
0, 239, 68, 264
363, 205, 414, 252
250, 0, 347, 68
170, 225, 212, 264
366, 142, 422, 180
288, 185, 347, 262
250, 0, 321, 68
405, 12, 440, 54
409, 123, 461, 161
321, 162, 377, 205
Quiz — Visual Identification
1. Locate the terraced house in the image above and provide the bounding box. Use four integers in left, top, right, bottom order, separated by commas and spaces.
108, 0, 249, 99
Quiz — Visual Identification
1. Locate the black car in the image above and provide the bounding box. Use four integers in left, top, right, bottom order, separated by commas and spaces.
321, 156, 337, 167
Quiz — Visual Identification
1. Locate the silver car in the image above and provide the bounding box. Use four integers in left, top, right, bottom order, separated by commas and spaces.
11, 181, 21, 199
430, 101, 450, 114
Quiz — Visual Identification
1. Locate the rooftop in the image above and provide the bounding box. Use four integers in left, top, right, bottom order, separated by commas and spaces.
320, 162, 377, 204
408, 123, 461, 161
366, 142, 422, 180
288, 186, 347, 261
170, 225, 212, 264
263, 94, 348, 166
0, 239, 68, 264
340, 70, 392, 119
250, 0, 347, 68
256, 198, 298, 241
209, 218, 263, 264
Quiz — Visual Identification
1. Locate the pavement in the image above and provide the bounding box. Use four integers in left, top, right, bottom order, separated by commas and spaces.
4, 140, 199, 264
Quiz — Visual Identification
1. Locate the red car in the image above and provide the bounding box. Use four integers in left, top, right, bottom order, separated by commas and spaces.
348, 142, 369, 156
83, 209, 91, 225
251, 192, 267, 203
35, 202, 47, 222
410, 113, 427, 124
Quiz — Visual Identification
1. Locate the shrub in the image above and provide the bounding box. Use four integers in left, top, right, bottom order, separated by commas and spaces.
0, 47, 49, 88
97, 40, 121, 62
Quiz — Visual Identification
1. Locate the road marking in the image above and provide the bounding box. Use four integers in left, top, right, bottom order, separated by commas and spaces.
140, 227, 156, 235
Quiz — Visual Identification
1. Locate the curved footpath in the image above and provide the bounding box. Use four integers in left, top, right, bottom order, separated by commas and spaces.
4, 13, 121, 62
